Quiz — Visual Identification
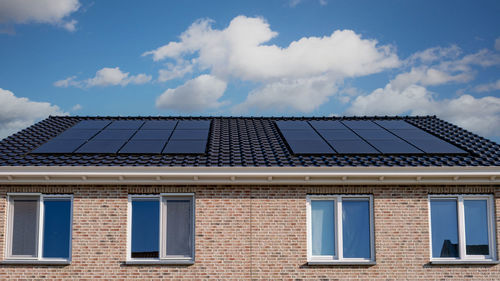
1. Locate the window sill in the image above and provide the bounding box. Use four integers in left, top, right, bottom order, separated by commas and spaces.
1, 259, 71, 265
430, 259, 499, 265
308, 260, 376, 266
125, 259, 194, 265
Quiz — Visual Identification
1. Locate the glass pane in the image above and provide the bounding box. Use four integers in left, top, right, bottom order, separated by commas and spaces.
11, 199, 38, 256
464, 200, 489, 255
43, 199, 71, 258
166, 199, 192, 257
430, 199, 459, 258
311, 200, 335, 256
131, 200, 159, 258
342, 200, 371, 258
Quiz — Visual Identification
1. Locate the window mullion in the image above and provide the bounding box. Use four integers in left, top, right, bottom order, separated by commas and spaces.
457, 196, 466, 259
336, 197, 343, 260
37, 196, 43, 260
159, 196, 166, 259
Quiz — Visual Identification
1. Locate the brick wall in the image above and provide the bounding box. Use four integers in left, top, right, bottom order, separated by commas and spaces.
0, 184, 498, 280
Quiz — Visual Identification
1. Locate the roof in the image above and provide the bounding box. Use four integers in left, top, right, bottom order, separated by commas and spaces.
0, 115, 499, 167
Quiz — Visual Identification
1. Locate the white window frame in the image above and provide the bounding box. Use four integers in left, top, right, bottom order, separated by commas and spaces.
127, 193, 195, 264
428, 194, 497, 264
306, 194, 375, 265
5, 193, 73, 264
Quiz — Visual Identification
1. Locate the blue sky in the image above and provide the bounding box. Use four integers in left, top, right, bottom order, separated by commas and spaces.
0, 0, 499, 142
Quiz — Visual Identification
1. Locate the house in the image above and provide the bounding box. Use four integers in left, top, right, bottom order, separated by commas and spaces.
0, 115, 499, 280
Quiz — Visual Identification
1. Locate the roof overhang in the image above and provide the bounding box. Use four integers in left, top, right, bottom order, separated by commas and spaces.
0, 166, 499, 185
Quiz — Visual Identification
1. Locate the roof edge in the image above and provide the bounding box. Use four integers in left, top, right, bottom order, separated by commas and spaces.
0, 166, 498, 185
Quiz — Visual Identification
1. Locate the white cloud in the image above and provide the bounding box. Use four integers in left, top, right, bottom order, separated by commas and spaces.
289, 0, 327, 7
156, 74, 227, 112
71, 104, 82, 111
346, 83, 500, 138
144, 16, 400, 112
54, 67, 152, 88
473, 79, 500, 93
234, 76, 337, 113
495, 37, 500, 51
0, 88, 67, 139
0, 0, 80, 32
158, 61, 193, 82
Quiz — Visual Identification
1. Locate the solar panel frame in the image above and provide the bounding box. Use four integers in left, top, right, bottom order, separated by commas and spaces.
163, 140, 208, 154
141, 120, 178, 130
132, 130, 173, 140
170, 129, 210, 140
175, 120, 211, 130
106, 120, 145, 130
342, 120, 381, 130
405, 139, 467, 154
368, 139, 423, 154
119, 140, 167, 154
308, 120, 348, 130
317, 130, 360, 140
70, 120, 112, 130
32, 139, 87, 153
275, 121, 313, 130
327, 140, 380, 154
92, 129, 137, 140
374, 120, 417, 129
53, 129, 100, 140
75, 140, 127, 153
280, 130, 323, 141
286, 140, 335, 154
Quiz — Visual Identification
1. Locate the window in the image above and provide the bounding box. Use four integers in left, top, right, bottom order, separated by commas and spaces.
429, 195, 497, 263
306, 195, 374, 264
127, 193, 195, 264
6, 193, 73, 263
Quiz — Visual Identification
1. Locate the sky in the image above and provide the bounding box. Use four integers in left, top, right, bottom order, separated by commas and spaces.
0, 0, 499, 142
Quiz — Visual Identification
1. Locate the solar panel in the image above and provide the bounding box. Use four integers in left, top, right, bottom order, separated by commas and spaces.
308, 120, 348, 130
71, 120, 111, 130
405, 139, 467, 154
368, 139, 423, 154
53, 129, 100, 140
275, 121, 312, 130
389, 129, 437, 140
374, 120, 417, 129
317, 130, 359, 140
342, 120, 381, 130
170, 129, 209, 140
354, 129, 398, 140
163, 140, 208, 154
280, 130, 323, 140
286, 140, 335, 154
176, 120, 211, 130
119, 140, 167, 154
32, 139, 86, 153
75, 140, 127, 153
106, 120, 144, 130
142, 120, 178, 130
327, 140, 379, 154
132, 130, 173, 140
92, 129, 136, 140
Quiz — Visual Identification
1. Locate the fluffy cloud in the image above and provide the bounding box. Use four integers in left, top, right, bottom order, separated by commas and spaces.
156, 74, 227, 112
0, 0, 80, 31
158, 61, 193, 82
473, 79, 500, 93
347, 82, 500, 138
0, 88, 67, 139
495, 37, 500, 51
54, 67, 152, 88
145, 16, 400, 112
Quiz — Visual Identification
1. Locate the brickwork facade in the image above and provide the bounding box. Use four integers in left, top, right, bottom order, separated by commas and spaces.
0, 184, 498, 280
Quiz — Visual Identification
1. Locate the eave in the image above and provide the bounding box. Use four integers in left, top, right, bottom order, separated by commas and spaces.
0, 166, 499, 185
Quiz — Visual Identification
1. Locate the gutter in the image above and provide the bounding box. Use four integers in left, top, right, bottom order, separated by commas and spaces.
0, 166, 499, 185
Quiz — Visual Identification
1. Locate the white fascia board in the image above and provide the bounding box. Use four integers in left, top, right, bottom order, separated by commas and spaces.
0, 166, 499, 185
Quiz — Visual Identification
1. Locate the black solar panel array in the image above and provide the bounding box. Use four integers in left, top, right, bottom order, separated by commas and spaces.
277, 120, 467, 155
32, 120, 210, 154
